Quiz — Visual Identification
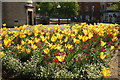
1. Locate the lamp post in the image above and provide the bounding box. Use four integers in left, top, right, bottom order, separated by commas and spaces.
92, 5, 95, 20
38, 8, 40, 16
57, 5, 61, 25
37, 8, 40, 24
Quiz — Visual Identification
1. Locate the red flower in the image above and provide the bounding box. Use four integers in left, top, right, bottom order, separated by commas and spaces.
54, 59, 58, 62
103, 50, 106, 52
84, 71, 87, 74
87, 43, 89, 46
78, 56, 80, 59
86, 57, 88, 59
88, 40, 90, 42
83, 47, 85, 49
51, 60, 53, 63
82, 61, 83, 63
54, 54, 58, 57
39, 45, 42, 48
12, 51, 14, 54
93, 49, 96, 52
58, 64, 61, 67
93, 39, 96, 41
62, 52, 66, 55
47, 61, 50, 64
69, 50, 73, 52
42, 52, 44, 55
74, 58, 76, 62
29, 58, 32, 61
10, 46, 14, 49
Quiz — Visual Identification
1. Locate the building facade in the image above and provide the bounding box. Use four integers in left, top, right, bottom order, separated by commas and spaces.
78, 2, 100, 22
2, 1, 35, 27
100, 2, 120, 23
0, 1, 2, 28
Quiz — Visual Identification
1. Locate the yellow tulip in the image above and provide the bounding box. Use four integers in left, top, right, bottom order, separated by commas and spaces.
27, 49, 31, 54
51, 45, 55, 49
57, 33, 63, 40
3, 24, 6, 26
112, 37, 118, 42
76, 39, 80, 44
83, 30, 88, 35
0, 44, 2, 47
17, 44, 21, 50
118, 44, 120, 49
102, 67, 111, 77
35, 38, 40, 43
21, 48, 26, 52
51, 35, 57, 43
4, 38, 11, 47
100, 52, 106, 60
48, 27, 52, 31
101, 41, 106, 47
56, 55, 66, 62
43, 48, 50, 54
74, 29, 78, 35
111, 46, 114, 50
0, 36, 2, 40
78, 35, 83, 40
31, 37, 34, 40
21, 40, 26, 45
88, 33, 93, 39
0, 51, 5, 57
31, 44, 37, 49
60, 49, 64, 52
67, 44, 72, 49
82, 36, 88, 42
56, 44, 62, 50
73, 38, 77, 43
64, 37, 68, 42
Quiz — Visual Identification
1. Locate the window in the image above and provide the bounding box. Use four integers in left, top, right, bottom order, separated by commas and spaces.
85, 15, 89, 20
85, 6, 89, 12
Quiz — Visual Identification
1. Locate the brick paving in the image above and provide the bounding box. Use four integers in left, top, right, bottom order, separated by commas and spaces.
109, 49, 119, 79
118, 49, 120, 80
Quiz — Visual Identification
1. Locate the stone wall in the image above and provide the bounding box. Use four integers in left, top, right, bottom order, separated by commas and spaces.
0, 1, 2, 28
2, 2, 27, 27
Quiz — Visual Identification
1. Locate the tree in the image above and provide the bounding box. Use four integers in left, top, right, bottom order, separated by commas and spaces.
36, 2, 80, 17
110, 2, 120, 11
36, 2, 54, 16
53, 2, 80, 23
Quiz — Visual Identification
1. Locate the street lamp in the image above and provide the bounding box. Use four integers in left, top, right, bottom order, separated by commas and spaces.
92, 5, 94, 20
57, 5, 61, 25
37, 8, 40, 24
38, 8, 40, 11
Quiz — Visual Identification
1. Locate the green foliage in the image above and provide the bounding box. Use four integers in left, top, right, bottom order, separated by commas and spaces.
110, 2, 120, 11
36, 2, 54, 16
36, 2, 80, 17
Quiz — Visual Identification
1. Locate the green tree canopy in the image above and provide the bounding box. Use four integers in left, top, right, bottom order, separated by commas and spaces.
53, 2, 80, 18
110, 2, 120, 11
36, 2, 54, 16
36, 2, 80, 17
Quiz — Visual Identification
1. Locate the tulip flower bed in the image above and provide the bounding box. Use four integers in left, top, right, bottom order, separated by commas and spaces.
1, 23, 120, 79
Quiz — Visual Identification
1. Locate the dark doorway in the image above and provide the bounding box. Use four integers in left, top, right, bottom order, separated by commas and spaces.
28, 11, 32, 25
